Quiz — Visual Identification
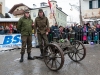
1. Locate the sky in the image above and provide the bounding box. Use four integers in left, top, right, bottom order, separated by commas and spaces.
5, 0, 79, 23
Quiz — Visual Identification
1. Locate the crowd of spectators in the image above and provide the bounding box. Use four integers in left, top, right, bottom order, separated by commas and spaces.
48, 23, 100, 44
0, 24, 18, 34
0, 23, 100, 44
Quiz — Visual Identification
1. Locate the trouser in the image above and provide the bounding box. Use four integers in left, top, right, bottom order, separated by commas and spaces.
20, 35, 32, 54
37, 33, 48, 50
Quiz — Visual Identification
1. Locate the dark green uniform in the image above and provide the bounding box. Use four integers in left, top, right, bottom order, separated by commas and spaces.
17, 16, 33, 54
34, 13, 49, 54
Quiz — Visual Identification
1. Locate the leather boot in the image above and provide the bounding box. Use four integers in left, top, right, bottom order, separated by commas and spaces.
27, 53, 34, 60
20, 54, 24, 62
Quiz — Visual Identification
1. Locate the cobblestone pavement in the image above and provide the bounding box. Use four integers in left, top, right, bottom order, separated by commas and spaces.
0, 44, 100, 75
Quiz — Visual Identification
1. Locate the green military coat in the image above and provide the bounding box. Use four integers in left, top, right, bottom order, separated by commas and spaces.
17, 16, 33, 35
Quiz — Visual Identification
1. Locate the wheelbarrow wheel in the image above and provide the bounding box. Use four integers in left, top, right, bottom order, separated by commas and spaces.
68, 40, 86, 62
44, 43, 64, 71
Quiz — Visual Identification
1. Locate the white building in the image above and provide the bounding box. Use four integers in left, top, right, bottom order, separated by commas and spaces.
81, 0, 100, 21
30, 0, 68, 27
0, 0, 5, 17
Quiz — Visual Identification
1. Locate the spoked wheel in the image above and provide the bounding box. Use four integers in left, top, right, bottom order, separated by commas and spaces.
68, 40, 86, 62
44, 43, 64, 71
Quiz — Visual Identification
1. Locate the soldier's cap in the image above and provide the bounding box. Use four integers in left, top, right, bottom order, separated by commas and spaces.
55, 22, 58, 25
24, 9, 30, 13
38, 9, 43, 12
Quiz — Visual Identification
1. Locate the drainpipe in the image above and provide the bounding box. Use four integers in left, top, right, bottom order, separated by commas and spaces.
79, 0, 83, 25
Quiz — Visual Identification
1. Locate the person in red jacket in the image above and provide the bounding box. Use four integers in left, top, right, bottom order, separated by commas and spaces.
9, 24, 13, 34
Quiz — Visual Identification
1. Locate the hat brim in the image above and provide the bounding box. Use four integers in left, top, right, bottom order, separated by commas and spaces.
25, 11, 30, 13
39, 11, 43, 13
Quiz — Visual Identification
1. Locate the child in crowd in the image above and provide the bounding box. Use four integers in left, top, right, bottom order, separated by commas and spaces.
94, 32, 98, 44
83, 24, 88, 44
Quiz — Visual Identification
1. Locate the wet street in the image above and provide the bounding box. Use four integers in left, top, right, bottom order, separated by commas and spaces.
0, 44, 100, 75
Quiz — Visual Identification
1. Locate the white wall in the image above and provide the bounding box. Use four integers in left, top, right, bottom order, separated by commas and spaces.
30, 7, 67, 27
30, 7, 51, 22
56, 8, 67, 27
30, 1, 67, 27
30, 7, 55, 26
81, 0, 89, 19
81, 0, 89, 12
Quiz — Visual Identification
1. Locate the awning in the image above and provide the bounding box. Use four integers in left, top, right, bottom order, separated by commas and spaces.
83, 19, 95, 21
0, 18, 19, 22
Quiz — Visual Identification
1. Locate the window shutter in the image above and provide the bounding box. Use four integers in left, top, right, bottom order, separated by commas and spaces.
98, 0, 100, 8
89, 1, 92, 9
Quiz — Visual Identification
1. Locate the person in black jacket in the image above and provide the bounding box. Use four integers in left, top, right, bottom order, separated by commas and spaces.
73, 23, 78, 40
65, 26, 70, 39
4, 26, 10, 34
0, 26, 4, 34
51, 23, 60, 41
13, 25, 18, 33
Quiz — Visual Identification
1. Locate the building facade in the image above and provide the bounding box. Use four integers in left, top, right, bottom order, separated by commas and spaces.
81, 0, 100, 20
9, 0, 68, 27
30, 0, 68, 27
9, 3, 30, 18
0, 0, 5, 17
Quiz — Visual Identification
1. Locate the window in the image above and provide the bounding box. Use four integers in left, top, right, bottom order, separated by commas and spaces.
58, 13, 59, 18
44, 11, 47, 16
92, 0, 98, 8
89, 0, 98, 9
58, 22, 59, 25
33, 12, 36, 17
41, 3, 45, 7
61, 15, 62, 19
65, 17, 66, 21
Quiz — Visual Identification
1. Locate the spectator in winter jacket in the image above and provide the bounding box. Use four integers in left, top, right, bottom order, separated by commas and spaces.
73, 23, 78, 32
4, 26, 10, 34
83, 24, 88, 32
82, 24, 88, 44
13, 25, 18, 33
77, 25, 83, 41
9, 24, 13, 34
65, 26, 70, 38
86, 23, 91, 30
96, 24, 100, 32
0, 26, 4, 34
59, 26, 66, 39
51, 23, 60, 39
65, 26, 70, 33
73, 23, 78, 40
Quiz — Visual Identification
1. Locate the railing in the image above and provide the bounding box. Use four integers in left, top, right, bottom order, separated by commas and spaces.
48, 31, 100, 44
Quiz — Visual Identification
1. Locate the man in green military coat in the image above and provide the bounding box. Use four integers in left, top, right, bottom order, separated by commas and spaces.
17, 9, 34, 62
34, 9, 49, 57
